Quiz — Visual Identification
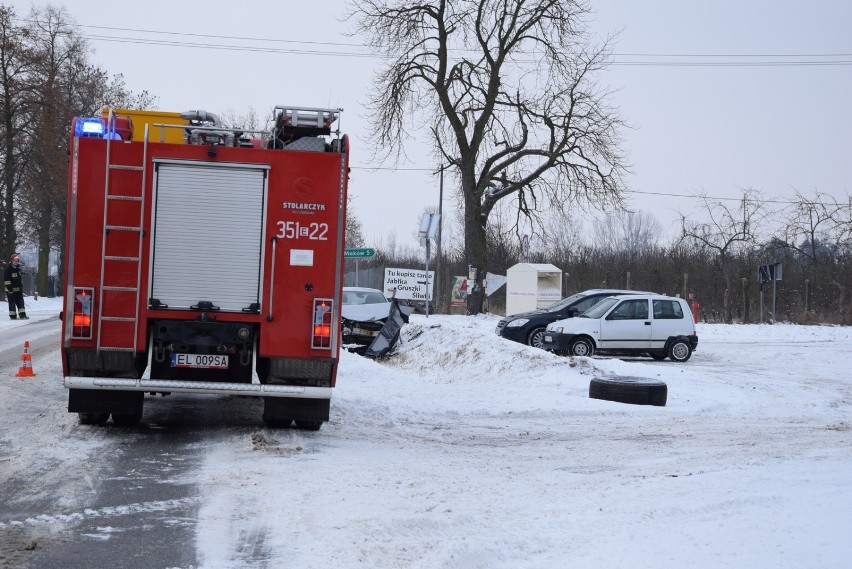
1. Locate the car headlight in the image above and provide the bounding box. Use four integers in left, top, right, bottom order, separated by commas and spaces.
549, 326, 563, 334
505, 319, 529, 328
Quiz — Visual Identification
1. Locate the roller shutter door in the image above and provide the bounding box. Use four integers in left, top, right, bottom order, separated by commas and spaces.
151, 162, 266, 311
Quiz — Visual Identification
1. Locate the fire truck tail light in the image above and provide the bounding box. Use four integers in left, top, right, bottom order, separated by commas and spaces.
73, 314, 92, 327
72, 287, 94, 339
311, 298, 333, 350
314, 324, 331, 336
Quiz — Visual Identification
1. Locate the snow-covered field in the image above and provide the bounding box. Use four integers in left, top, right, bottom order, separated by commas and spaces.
1, 298, 851, 568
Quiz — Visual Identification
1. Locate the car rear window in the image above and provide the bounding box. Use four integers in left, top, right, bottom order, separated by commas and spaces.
362, 292, 389, 304
343, 291, 388, 305
653, 299, 684, 319
572, 296, 606, 313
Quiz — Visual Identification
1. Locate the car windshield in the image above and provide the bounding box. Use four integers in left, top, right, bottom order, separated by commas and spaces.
581, 297, 619, 318
542, 293, 585, 312
343, 290, 388, 305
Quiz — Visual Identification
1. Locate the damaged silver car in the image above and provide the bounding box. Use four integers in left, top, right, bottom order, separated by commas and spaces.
342, 287, 393, 348
342, 286, 411, 357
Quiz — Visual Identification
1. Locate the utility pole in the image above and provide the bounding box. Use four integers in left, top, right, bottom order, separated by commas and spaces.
436, 164, 444, 312
419, 213, 440, 318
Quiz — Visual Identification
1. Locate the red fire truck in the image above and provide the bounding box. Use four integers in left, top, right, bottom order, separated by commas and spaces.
61, 105, 349, 430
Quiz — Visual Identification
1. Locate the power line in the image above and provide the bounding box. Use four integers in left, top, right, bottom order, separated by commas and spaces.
82, 32, 852, 66
74, 24, 852, 60
67, 26, 852, 66
26, 19, 847, 208
351, 166, 432, 171
79, 24, 365, 48
349, 167, 848, 207
625, 189, 845, 206
612, 60, 852, 67
14, 16, 852, 65
615, 52, 852, 58
79, 34, 376, 58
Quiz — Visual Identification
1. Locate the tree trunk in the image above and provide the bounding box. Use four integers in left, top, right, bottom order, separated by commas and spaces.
463, 189, 487, 314
723, 274, 733, 324
2, 108, 17, 263
38, 212, 51, 296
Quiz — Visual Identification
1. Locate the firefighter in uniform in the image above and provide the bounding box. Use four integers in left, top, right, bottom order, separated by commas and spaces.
4, 253, 28, 319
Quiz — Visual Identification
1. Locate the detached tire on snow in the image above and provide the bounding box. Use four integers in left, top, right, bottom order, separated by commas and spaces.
589, 376, 667, 406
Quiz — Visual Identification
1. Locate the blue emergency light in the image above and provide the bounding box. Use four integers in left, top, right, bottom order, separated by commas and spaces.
74, 117, 105, 138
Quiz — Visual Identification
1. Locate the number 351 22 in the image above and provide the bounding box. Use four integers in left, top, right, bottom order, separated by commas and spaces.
276, 221, 329, 240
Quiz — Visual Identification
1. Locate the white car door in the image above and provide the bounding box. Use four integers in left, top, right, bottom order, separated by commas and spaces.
599, 298, 653, 350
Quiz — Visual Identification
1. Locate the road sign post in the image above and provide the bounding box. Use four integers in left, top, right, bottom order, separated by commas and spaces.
419, 213, 440, 318
757, 262, 782, 323
344, 249, 376, 287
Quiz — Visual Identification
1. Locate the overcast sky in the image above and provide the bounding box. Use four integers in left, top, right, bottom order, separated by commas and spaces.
8, 0, 852, 252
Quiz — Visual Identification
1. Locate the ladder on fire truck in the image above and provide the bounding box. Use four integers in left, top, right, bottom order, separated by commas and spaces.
95, 112, 148, 353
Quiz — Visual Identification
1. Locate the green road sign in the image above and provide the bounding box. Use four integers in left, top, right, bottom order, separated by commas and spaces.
344, 248, 376, 259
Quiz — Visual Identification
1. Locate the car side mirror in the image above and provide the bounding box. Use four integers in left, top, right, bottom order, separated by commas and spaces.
567, 307, 579, 317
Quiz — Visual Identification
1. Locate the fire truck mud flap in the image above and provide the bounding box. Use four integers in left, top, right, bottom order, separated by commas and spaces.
68, 388, 144, 425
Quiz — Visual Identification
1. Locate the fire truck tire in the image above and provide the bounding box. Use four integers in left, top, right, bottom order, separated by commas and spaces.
295, 420, 322, 431
78, 412, 109, 425
112, 407, 143, 427
102, 392, 145, 426
264, 397, 327, 429
589, 376, 668, 406
263, 417, 293, 429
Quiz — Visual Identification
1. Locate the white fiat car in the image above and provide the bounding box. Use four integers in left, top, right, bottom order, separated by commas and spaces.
541, 294, 698, 362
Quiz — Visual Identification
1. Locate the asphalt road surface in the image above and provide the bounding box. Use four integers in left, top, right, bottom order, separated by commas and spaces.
0, 323, 268, 569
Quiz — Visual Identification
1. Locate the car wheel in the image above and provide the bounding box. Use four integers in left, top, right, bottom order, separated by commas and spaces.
568, 337, 594, 357
650, 352, 667, 361
589, 376, 668, 406
667, 339, 692, 363
263, 417, 293, 429
527, 327, 547, 349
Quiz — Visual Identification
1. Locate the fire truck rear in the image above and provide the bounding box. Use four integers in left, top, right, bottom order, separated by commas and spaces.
61, 105, 349, 430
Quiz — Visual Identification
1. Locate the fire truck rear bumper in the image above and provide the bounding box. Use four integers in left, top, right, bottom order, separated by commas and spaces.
64, 377, 332, 399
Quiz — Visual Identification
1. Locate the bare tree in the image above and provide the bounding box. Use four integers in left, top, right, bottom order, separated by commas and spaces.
679, 189, 771, 322
4, 4, 159, 295
219, 106, 261, 136
20, 5, 88, 296
783, 190, 844, 253
102, 74, 158, 112
348, 0, 628, 312
0, 5, 38, 274
782, 190, 852, 315
345, 193, 366, 249
591, 209, 662, 256
483, 197, 523, 271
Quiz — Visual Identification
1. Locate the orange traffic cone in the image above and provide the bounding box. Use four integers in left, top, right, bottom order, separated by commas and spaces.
15, 341, 36, 377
